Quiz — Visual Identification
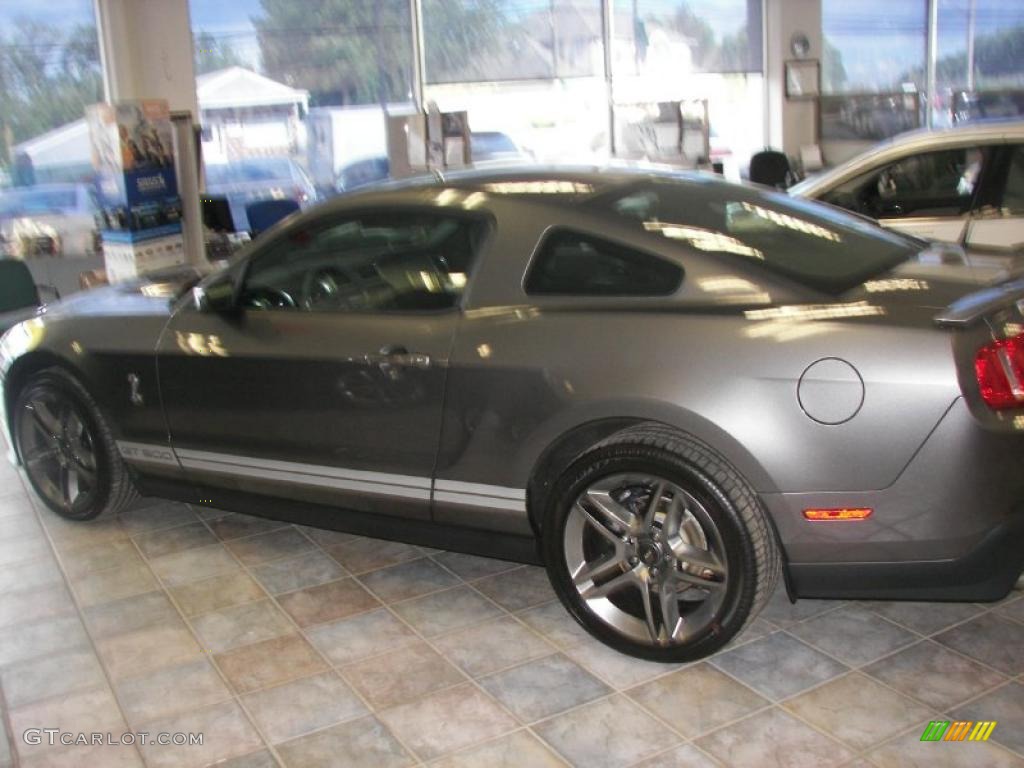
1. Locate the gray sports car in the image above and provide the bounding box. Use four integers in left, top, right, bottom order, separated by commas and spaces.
2, 168, 1023, 661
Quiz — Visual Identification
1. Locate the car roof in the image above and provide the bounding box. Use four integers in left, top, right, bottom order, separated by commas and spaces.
792, 119, 1024, 197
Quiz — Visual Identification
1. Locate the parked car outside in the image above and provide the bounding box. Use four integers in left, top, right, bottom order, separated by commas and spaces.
2, 168, 1022, 662
791, 120, 1024, 254
0, 183, 100, 259
205, 157, 318, 233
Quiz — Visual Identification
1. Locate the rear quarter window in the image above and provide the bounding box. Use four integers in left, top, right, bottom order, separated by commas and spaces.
525, 229, 683, 296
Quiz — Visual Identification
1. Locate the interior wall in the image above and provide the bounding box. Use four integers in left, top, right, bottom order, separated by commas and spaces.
764, 0, 823, 159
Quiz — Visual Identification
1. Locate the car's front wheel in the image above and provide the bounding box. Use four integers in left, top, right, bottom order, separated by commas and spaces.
542, 424, 780, 661
13, 368, 137, 520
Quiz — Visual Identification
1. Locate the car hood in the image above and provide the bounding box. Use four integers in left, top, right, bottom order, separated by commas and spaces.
43, 264, 212, 320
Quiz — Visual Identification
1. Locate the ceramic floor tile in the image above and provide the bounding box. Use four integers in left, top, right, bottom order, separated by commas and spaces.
429, 729, 568, 768
951, 681, 1024, 756
996, 595, 1024, 624
136, 699, 263, 768
342, 640, 465, 710
758, 588, 839, 628
517, 601, 592, 648
787, 605, 919, 666
11, 685, 125, 757
630, 744, 723, 768
695, 707, 853, 768
241, 671, 368, 743
0, 534, 54, 567
0, 514, 44, 540
933, 612, 1024, 676
206, 513, 290, 541
19, 743, 144, 768
59, 537, 144, 578
533, 694, 678, 768
710, 632, 848, 701
96, 622, 202, 680
115, 656, 232, 727
72, 559, 159, 607
118, 500, 198, 535
215, 632, 328, 694
305, 608, 419, 667
0, 614, 90, 666
391, 585, 503, 637
480, 653, 611, 722
867, 724, 1023, 768
1, 648, 106, 708
148, 544, 241, 587
191, 598, 293, 653
276, 715, 413, 768
224, 527, 316, 566
82, 589, 179, 640
472, 567, 555, 612
434, 615, 556, 677
326, 539, 425, 574
627, 662, 770, 739
783, 671, 932, 752
565, 635, 683, 690
167, 570, 265, 617
293, 525, 360, 549
430, 552, 522, 582
277, 577, 381, 628
43, 516, 128, 550
0, 554, 63, 592
863, 640, 1007, 710
208, 750, 277, 768
861, 600, 983, 635
378, 683, 518, 761
359, 557, 461, 603
132, 521, 218, 559
250, 550, 346, 595
0, 581, 75, 628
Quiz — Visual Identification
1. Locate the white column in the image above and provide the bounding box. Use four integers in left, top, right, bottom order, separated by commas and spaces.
764, 0, 823, 158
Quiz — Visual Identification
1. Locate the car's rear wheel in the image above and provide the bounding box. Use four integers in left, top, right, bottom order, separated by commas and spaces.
542, 424, 779, 661
13, 368, 137, 521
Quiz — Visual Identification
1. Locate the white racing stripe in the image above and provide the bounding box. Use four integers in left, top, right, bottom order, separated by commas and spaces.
117, 441, 527, 511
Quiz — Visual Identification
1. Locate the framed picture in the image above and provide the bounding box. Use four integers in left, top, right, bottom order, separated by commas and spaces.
786, 59, 820, 100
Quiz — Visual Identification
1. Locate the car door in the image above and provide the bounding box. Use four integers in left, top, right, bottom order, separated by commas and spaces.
818, 145, 990, 243
963, 143, 1024, 255
156, 208, 488, 521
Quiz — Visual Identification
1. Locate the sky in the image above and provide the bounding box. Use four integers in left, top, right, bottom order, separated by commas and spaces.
1, 0, 1022, 91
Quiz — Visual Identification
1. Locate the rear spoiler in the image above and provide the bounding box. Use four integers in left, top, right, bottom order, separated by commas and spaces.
934, 275, 1024, 328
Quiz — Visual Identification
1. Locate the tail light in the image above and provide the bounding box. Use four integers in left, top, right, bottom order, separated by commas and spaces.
975, 331, 1024, 409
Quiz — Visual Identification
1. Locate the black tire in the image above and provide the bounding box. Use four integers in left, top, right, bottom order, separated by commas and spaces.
541, 423, 780, 662
13, 367, 138, 521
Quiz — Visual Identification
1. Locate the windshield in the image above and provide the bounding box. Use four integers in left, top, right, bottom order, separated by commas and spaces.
590, 176, 918, 293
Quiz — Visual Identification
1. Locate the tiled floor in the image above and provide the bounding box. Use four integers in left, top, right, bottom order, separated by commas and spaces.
0, 457, 1021, 767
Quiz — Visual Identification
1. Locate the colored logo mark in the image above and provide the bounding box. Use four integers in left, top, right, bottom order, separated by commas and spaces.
920, 721, 997, 742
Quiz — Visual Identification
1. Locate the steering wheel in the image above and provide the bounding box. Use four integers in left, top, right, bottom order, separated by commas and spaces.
302, 268, 342, 310
242, 287, 296, 310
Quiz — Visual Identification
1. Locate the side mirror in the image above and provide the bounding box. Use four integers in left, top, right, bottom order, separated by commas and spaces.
192, 277, 236, 313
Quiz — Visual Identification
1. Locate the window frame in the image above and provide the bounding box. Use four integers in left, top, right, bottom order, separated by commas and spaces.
234, 205, 495, 316
522, 225, 685, 298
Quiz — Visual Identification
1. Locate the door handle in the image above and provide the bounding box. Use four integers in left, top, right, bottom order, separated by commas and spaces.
365, 345, 432, 370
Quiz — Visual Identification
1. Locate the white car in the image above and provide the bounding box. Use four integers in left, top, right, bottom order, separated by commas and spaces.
0, 183, 100, 259
791, 121, 1024, 254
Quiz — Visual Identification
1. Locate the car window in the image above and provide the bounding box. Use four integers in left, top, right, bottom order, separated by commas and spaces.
590, 177, 917, 294
1000, 145, 1024, 214
240, 212, 487, 312
525, 229, 683, 296
820, 147, 983, 219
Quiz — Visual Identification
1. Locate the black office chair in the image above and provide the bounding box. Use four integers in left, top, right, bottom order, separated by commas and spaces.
246, 199, 300, 238
749, 150, 797, 189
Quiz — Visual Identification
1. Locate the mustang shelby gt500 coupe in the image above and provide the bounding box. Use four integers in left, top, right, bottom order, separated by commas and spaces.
2, 168, 1022, 661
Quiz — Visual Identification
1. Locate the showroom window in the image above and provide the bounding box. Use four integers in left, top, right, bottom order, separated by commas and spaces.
0, 4, 103, 186
240, 212, 486, 312
525, 229, 683, 296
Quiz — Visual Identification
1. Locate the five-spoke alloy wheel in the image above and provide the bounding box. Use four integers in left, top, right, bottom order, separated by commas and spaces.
543, 424, 779, 661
